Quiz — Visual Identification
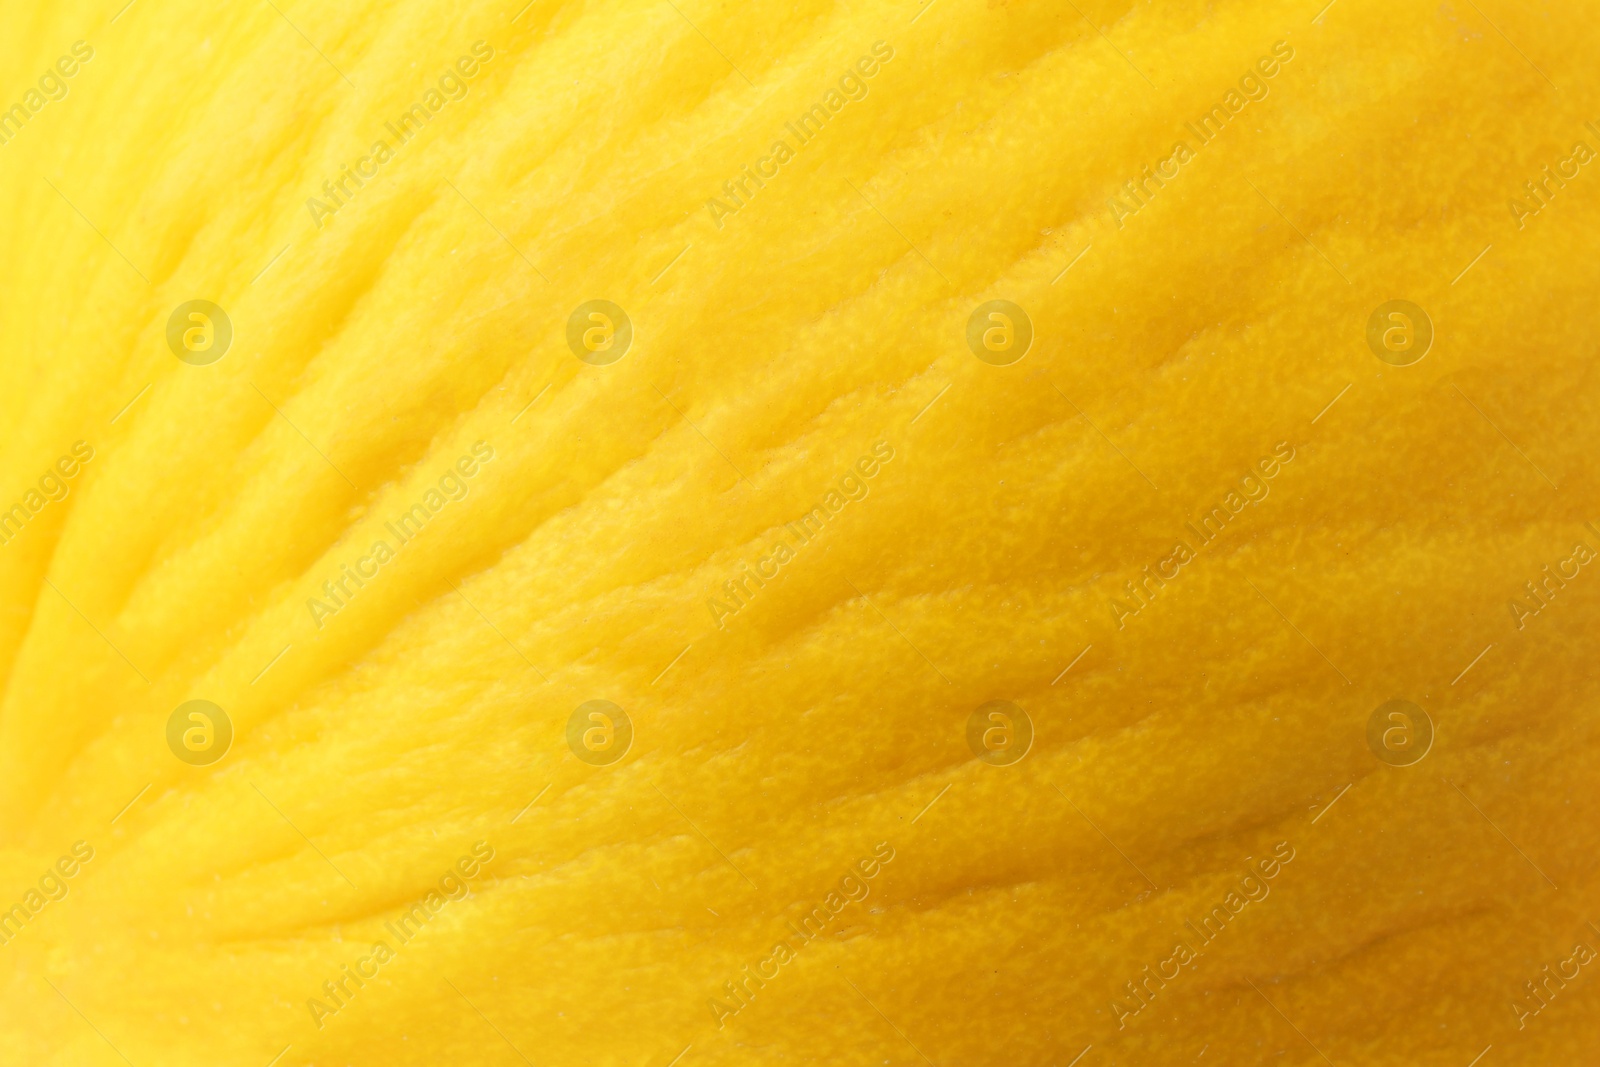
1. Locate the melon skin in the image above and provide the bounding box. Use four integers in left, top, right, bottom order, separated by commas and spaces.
0, 0, 1597, 1065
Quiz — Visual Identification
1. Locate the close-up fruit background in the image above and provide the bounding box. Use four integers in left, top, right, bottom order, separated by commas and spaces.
1, 0, 1597, 1064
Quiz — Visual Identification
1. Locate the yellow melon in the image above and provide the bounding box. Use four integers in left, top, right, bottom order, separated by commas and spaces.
1, 0, 1597, 1064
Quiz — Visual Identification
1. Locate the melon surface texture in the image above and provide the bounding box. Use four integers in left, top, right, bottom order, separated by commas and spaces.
1, 1, 1598, 1064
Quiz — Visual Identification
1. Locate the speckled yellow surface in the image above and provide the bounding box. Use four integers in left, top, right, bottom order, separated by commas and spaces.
1, 1, 1597, 1064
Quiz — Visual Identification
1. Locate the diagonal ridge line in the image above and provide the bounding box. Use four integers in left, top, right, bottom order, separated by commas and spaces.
1310, 782, 1351, 824
1246, 978, 1336, 1067
44, 979, 135, 1066
1245, 578, 1351, 684
252, 244, 292, 285
652, 782, 759, 890
1451, 243, 1492, 286
911, 783, 951, 824
445, 179, 549, 281
652, 644, 692, 686
251, 782, 358, 889
252, 644, 293, 685
1049, 381, 1159, 491
511, 382, 553, 424
1052, 644, 1092, 684
844, 179, 950, 285
843, 577, 951, 684
110, 783, 152, 824
1447, 779, 1558, 890
447, 580, 548, 680
663, 0, 753, 85
1052, 243, 1093, 284
1452, 385, 1558, 490
1310, 383, 1351, 424
445, 979, 536, 1066
1244, 178, 1350, 284
110, 383, 152, 423
1451, 643, 1493, 686
654, 386, 756, 488
511, 782, 552, 823
1461, 0, 1558, 90
43, 578, 150, 683
651, 244, 693, 284
262, 0, 356, 87
250, 382, 359, 489
1063, 0, 1154, 87
845, 977, 938, 1066
1054, 783, 1158, 891
909, 383, 951, 425
43, 178, 149, 282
